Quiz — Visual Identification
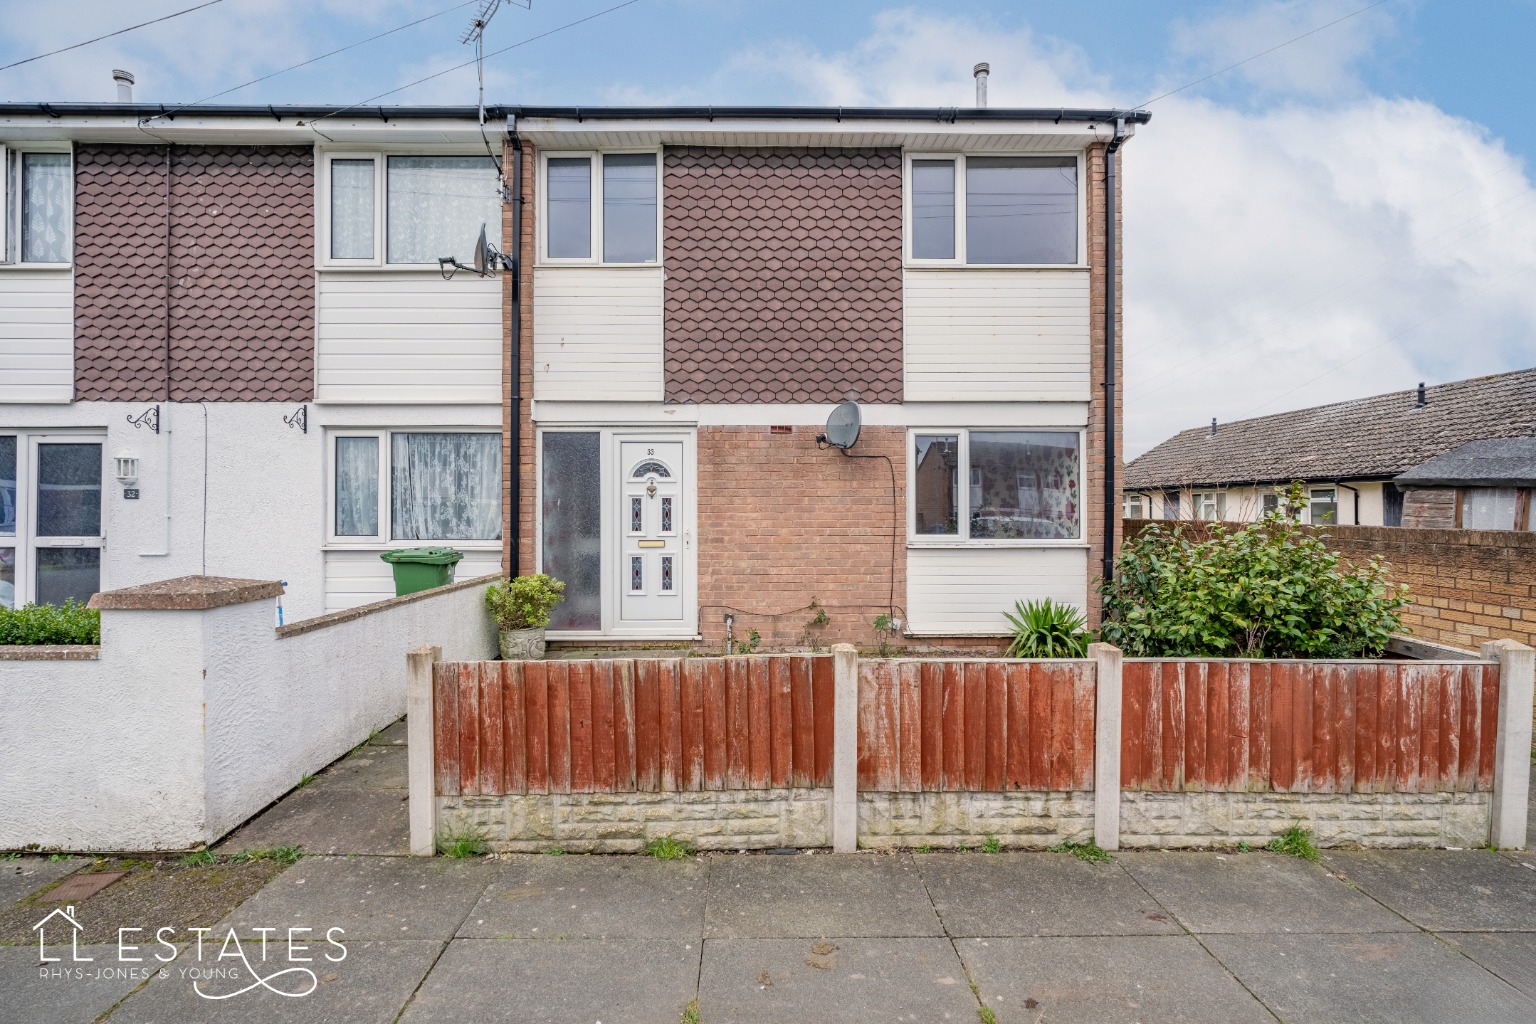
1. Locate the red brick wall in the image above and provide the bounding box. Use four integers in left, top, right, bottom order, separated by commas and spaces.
695, 425, 906, 649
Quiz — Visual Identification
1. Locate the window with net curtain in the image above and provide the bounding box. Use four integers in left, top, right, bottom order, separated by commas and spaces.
331, 433, 501, 541
20, 153, 71, 263
385, 156, 502, 265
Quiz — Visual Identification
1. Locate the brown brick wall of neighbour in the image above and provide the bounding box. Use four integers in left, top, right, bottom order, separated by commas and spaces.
1086, 142, 1123, 626
694, 425, 907, 649
74, 144, 314, 402
505, 138, 534, 577
663, 148, 904, 404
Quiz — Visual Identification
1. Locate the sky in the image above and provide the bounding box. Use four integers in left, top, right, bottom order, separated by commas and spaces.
3, 0, 1534, 456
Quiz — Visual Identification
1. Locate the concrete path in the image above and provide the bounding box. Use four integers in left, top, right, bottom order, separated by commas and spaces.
3, 729, 1533, 1023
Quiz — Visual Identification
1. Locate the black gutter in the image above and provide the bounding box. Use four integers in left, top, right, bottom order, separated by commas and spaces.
1125, 473, 1403, 491
0, 102, 1151, 125
508, 120, 524, 576
1102, 118, 1126, 587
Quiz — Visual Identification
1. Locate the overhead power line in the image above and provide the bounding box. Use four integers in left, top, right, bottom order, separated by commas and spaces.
0, 0, 229, 73
300, 0, 645, 127
1135, 0, 1394, 108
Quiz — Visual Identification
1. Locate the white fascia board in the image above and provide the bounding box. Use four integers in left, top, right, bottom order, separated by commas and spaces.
515, 118, 1122, 152
0, 115, 496, 147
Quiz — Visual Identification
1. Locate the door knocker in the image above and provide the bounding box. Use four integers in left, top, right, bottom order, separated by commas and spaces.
646, 476, 658, 498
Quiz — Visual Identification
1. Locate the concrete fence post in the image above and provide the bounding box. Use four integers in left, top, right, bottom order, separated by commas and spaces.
1483, 639, 1534, 850
831, 644, 859, 853
407, 644, 442, 857
1090, 642, 1123, 851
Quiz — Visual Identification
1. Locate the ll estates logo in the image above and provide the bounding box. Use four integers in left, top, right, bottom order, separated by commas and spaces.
32, 905, 347, 1001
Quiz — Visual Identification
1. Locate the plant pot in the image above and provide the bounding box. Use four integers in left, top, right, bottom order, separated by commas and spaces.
499, 625, 547, 661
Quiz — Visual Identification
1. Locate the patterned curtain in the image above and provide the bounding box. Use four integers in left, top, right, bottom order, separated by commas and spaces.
390, 433, 501, 541
333, 436, 379, 537
22, 153, 71, 263
385, 156, 501, 264
330, 160, 375, 260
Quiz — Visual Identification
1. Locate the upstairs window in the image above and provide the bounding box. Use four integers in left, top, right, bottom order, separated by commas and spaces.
542, 152, 659, 264
322, 153, 502, 267
2, 148, 72, 265
908, 153, 1079, 266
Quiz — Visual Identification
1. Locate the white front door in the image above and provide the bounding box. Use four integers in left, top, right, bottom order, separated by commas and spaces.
618, 440, 685, 627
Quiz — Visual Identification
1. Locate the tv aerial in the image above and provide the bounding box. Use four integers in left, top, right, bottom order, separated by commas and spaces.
817, 401, 862, 451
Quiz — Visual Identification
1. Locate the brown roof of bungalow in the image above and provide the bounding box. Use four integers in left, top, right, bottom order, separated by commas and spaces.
1125, 366, 1536, 489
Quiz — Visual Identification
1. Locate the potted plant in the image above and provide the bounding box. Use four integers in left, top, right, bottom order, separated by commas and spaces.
485, 573, 565, 660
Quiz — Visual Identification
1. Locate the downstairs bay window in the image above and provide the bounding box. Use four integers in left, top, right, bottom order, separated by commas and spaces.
328, 431, 501, 546
910, 430, 1083, 543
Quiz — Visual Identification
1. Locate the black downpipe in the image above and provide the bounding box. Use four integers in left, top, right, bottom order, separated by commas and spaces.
508, 122, 523, 574
1102, 118, 1126, 586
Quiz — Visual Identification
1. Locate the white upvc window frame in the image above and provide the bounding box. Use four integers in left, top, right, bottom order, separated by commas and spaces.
902, 150, 1087, 269
1, 142, 74, 269
323, 427, 504, 551
536, 149, 663, 267
1192, 490, 1227, 522
1123, 493, 1146, 519
906, 427, 1089, 549
315, 147, 504, 271
1306, 486, 1338, 526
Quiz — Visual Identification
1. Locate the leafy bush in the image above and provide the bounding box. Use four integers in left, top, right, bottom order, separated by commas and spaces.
1003, 598, 1091, 658
0, 600, 100, 645
1099, 483, 1408, 658
484, 573, 565, 631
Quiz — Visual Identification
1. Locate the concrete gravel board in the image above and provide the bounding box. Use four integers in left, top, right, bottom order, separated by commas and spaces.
1203, 931, 1536, 1024
218, 856, 494, 942
919, 853, 1182, 936
106, 939, 443, 1024
1120, 851, 1416, 933
0, 944, 154, 1024
459, 855, 707, 939
1323, 849, 1536, 931
699, 937, 977, 1024
957, 934, 1278, 1024
705, 853, 943, 937
398, 938, 701, 1024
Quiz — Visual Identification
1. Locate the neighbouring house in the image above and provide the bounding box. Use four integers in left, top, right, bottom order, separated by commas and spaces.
1, 85, 1147, 644
1392, 436, 1536, 531
1124, 367, 1536, 528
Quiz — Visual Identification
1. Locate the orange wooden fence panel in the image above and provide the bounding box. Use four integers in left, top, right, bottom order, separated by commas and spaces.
434, 655, 834, 797
856, 660, 1096, 792
1119, 660, 1499, 793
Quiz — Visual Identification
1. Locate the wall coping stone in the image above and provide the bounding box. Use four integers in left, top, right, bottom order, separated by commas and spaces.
277, 573, 501, 639
0, 645, 100, 661
88, 575, 284, 611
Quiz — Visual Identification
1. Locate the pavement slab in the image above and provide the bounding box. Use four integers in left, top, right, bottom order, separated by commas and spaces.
310, 747, 409, 792
1120, 851, 1415, 934
369, 719, 408, 747
219, 856, 494, 942
957, 934, 1277, 1023
459, 855, 706, 939
1323, 849, 1536, 931
218, 788, 410, 857
919, 852, 1182, 936
0, 945, 155, 1024
700, 937, 976, 1023
705, 853, 943, 938
106, 939, 443, 1024
1204, 931, 1536, 1024
1441, 932, 1536, 1000
0, 857, 90, 908
399, 938, 700, 1023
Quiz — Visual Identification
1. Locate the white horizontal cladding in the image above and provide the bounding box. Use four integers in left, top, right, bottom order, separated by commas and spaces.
906, 546, 1088, 636
533, 266, 664, 402
315, 271, 501, 404
904, 268, 1091, 402
531, 400, 1090, 428
323, 548, 503, 613
0, 269, 73, 403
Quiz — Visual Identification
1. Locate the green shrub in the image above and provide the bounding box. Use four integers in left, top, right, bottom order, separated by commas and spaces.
0, 600, 100, 645
1003, 598, 1091, 658
484, 573, 565, 631
1099, 484, 1408, 658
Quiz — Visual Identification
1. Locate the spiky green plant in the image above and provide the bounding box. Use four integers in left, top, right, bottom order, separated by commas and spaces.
1003, 599, 1091, 658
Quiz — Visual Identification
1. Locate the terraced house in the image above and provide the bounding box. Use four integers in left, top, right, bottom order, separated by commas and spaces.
0, 91, 1146, 647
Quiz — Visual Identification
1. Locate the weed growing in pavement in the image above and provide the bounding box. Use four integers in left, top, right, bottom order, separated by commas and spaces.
915, 844, 933, 854
436, 826, 490, 859
1050, 839, 1112, 863
297, 773, 315, 789
179, 850, 217, 867
680, 998, 700, 1024
981, 835, 1002, 854
978, 1007, 998, 1024
646, 836, 694, 860
545, 848, 566, 856
1265, 824, 1320, 861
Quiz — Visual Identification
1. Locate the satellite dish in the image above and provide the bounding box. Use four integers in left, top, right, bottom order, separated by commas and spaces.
472, 224, 489, 275
822, 401, 861, 450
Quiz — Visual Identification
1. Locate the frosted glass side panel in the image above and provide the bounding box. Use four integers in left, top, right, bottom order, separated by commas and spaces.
542, 432, 601, 631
